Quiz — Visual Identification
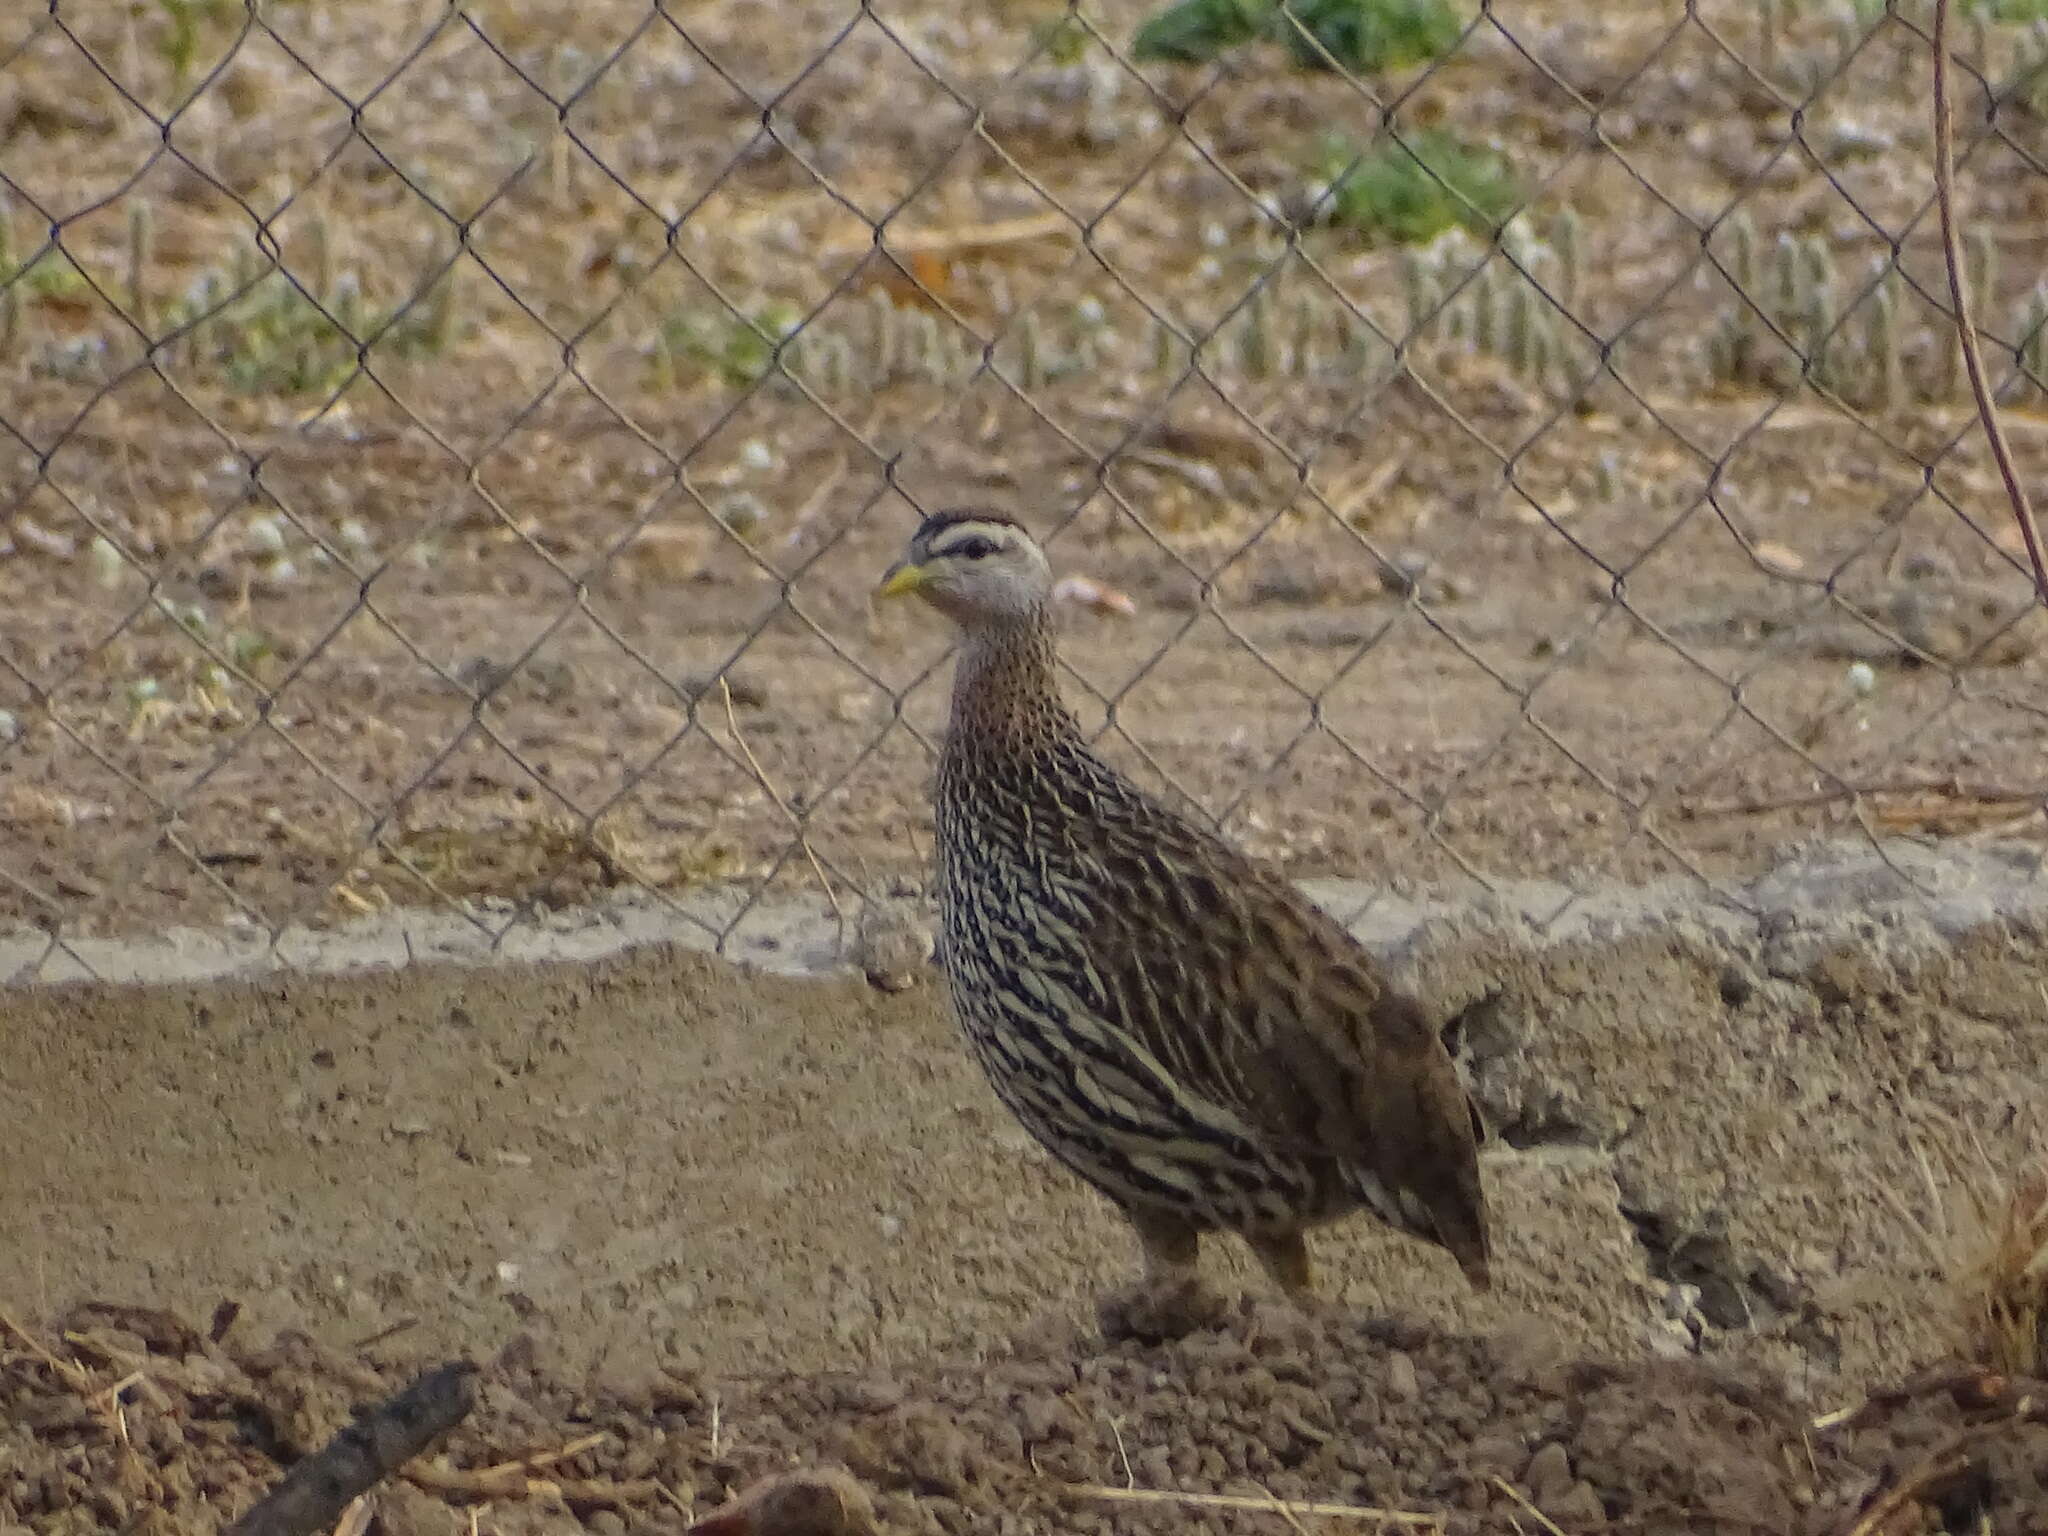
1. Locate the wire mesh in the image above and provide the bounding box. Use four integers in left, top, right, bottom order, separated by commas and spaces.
3, 0, 2046, 984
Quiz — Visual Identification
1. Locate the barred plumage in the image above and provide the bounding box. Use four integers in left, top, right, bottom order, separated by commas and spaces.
877, 511, 1490, 1339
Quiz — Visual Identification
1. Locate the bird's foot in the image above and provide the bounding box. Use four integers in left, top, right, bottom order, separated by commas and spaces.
1096, 1274, 1231, 1344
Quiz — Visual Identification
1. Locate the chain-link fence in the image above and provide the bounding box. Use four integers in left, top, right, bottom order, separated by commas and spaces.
3, 0, 2046, 984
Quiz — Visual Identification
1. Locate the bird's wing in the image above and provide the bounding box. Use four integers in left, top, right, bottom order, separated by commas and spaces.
1057, 755, 1490, 1277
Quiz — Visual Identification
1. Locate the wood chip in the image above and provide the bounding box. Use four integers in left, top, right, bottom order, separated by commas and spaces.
1052, 574, 1137, 618
1755, 540, 1806, 574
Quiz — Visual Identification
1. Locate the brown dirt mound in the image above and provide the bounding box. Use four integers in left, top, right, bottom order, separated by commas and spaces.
5, 1300, 2046, 1536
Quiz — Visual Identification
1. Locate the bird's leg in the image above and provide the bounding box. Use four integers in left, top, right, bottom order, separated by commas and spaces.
1248, 1228, 1315, 1296
1247, 1229, 1327, 1316
1096, 1207, 1229, 1343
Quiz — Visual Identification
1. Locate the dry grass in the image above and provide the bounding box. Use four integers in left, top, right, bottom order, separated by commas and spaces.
1962, 1152, 2048, 1378
1899, 1122, 2048, 1380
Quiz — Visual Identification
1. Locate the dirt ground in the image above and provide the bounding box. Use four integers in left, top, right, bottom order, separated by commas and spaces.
5, 1298, 2047, 1536
6, 855, 2048, 1533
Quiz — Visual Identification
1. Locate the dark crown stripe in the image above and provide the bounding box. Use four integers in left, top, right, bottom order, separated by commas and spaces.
915, 509, 1028, 543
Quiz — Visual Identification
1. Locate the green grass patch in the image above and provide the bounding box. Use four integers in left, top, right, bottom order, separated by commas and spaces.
657, 301, 804, 388
1315, 130, 1519, 244
1133, 0, 1464, 73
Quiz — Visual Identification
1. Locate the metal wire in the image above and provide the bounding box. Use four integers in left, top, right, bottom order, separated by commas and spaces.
3, 0, 2046, 983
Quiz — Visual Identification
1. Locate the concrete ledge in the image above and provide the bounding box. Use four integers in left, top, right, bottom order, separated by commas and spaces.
9, 835, 2041, 989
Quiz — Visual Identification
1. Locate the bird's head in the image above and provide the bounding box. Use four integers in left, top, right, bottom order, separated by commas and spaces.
873, 511, 1052, 631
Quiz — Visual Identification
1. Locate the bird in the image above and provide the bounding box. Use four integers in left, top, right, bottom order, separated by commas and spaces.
875, 510, 1492, 1341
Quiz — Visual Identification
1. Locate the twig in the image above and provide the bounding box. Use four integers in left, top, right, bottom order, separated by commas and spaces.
1688, 778, 2046, 819
1931, 0, 2048, 607
476, 1430, 607, 1475
1489, 1477, 1568, 1536
227, 1361, 479, 1536
1106, 1414, 1135, 1489
826, 210, 1075, 261
405, 1462, 660, 1510
0, 1307, 92, 1392
348, 1316, 418, 1352
1835, 1438, 1974, 1536
1812, 1364, 1996, 1433
719, 677, 847, 938
1062, 1483, 1446, 1528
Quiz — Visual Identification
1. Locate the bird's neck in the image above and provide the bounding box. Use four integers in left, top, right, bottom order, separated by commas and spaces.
947, 615, 1078, 759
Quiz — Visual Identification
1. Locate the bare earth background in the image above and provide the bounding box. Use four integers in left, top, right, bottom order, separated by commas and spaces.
2, 0, 2047, 945
4, 0, 2048, 1531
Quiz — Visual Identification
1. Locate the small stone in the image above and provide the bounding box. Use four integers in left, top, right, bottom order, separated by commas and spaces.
850, 899, 932, 993
1899, 548, 1955, 582
1523, 1441, 1573, 1503
1247, 565, 1332, 606
1717, 963, 1755, 1008
1384, 1351, 1420, 1401
1016, 1392, 1067, 1441
1649, 1318, 1697, 1358
1694, 1271, 1755, 1330
455, 655, 515, 697
1550, 1480, 1606, 1523
1465, 1433, 1525, 1480
717, 491, 767, 537
1282, 614, 1381, 650
1662, 1282, 1703, 1322
1378, 552, 1431, 596
681, 667, 769, 709
374, 1480, 457, 1536
689, 1470, 878, 1536
1749, 1262, 1807, 1314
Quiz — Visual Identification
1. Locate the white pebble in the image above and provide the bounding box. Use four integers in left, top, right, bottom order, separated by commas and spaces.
1662, 1282, 1702, 1321
1846, 661, 1877, 697
89, 535, 125, 588
739, 438, 777, 472
246, 515, 286, 555
0, 709, 19, 743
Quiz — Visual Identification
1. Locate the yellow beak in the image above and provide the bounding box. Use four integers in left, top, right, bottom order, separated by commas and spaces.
874, 561, 929, 600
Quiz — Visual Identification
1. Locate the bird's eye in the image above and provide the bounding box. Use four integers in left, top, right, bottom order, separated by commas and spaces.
950, 535, 999, 561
